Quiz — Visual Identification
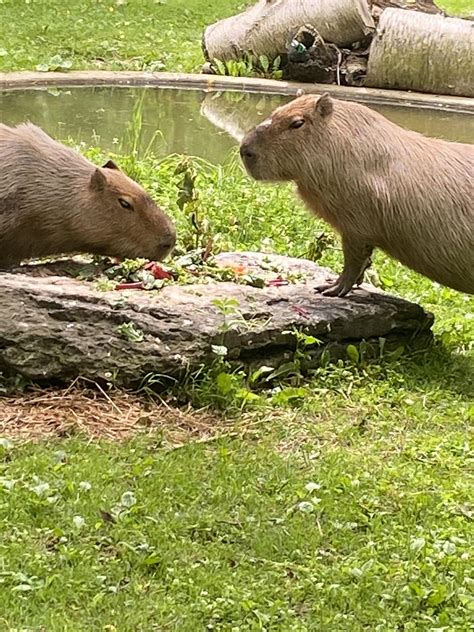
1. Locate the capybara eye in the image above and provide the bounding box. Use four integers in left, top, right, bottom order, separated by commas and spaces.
119, 198, 133, 210
289, 119, 305, 130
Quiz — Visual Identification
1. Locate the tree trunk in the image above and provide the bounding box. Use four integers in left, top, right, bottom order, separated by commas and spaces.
366, 9, 474, 97
203, 0, 375, 62
372, 0, 444, 14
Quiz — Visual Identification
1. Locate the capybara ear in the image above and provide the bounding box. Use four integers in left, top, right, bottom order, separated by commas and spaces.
89, 168, 107, 192
103, 159, 120, 170
315, 93, 333, 118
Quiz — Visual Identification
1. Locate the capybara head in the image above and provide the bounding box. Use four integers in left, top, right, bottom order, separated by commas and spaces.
86, 160, 176, 261
240, 93, 334, 182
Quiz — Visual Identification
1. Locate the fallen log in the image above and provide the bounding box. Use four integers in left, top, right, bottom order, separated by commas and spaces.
0, 253, 432, 386
202, 0, 375, 63
366, 9, 474, 97
372, 0, 444, 14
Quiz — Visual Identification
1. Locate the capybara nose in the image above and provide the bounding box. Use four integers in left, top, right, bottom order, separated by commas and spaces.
164, 227, 177, 250
156, 226, 176, 259
240, 143, 255, 161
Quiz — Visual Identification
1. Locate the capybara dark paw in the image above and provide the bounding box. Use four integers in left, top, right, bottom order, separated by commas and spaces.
315, 279, 354, 298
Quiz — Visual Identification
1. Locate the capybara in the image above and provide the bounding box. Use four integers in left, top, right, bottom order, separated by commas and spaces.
0, 123, 176, 267
240, 93, 474, 296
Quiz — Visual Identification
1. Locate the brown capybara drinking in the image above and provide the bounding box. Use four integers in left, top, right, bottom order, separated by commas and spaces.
240, 93, 474, 296
0, 123, 176, 267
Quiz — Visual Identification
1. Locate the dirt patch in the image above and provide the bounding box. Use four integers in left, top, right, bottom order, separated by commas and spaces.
0, 384, 228, 443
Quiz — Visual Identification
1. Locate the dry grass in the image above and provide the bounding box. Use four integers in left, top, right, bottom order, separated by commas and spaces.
0, 384, 228, 443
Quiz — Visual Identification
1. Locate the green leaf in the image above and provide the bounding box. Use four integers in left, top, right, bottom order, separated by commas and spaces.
211, 345, 228, 357
346, 344, 360, 364
410, 537, 425, 553
121, 491, 137, 507
143, 552, 161, 567
320, 349, 331, 367
213, 58, 226, 75
72, 515, 86, 529
271, 386, 307, 405
259, 54, 269, 73
250, 365, 274, 384
266, 362, 299, 381
0, 437, 14, 450
427, 584, 450, 606
13, 584, 34, 592
390, 345, 405, 361
216, 372, 235, 394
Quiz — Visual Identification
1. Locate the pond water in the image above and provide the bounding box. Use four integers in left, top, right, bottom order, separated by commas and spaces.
1, 86, 472, 163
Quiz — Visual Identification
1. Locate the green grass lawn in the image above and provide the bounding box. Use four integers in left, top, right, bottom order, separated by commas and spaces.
0, 0, 471, 74
1, 1, 473, 630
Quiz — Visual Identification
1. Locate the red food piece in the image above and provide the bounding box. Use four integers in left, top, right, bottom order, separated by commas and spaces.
292, 305, 311, 318
267, 276, 289, 287
144, 261, 173, 280
115, 282, 144, 291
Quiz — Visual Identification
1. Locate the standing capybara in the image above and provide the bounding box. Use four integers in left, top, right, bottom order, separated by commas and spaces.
240, 94, 474, 296
0, 123, 176, 267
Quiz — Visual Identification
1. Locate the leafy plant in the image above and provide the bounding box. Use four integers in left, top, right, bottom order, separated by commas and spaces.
212, 53, 283, 79
35, 54, 73, 72
116, 321, 145, 342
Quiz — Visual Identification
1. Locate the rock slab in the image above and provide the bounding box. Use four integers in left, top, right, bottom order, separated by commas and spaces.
0, 252, 433, 385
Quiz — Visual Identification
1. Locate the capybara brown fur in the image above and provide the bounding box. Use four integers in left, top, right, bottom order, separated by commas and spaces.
240, 93, 474, 296
0, 123, 176, 268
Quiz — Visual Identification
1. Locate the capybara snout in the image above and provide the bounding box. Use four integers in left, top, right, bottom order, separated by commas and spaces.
240, 93, 474, 296
0, 123, 176, 267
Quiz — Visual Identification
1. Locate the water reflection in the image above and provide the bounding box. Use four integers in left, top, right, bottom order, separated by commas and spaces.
0, 86, 472, 164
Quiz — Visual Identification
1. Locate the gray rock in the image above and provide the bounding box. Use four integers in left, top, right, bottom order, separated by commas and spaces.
0, 252, 433, 385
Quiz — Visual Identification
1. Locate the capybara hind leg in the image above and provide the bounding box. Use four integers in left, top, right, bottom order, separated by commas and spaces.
316, 239, 373, 298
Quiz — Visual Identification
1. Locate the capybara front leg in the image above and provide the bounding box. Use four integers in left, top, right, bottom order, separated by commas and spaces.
316, 238, 373, 298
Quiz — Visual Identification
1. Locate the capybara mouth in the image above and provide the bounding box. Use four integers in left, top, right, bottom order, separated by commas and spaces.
240, 153, 266, 181
153, 243, 175, 261
153, 230, 177, 261
243, 161, 263, 180
240, 141, 262, 179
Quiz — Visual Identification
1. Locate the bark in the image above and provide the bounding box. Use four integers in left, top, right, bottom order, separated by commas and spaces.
284, 26, 342, 84
366, 9, 474, 97
0, 252, 432, 386
372, 0, 444, 14
203, 0, 375, 62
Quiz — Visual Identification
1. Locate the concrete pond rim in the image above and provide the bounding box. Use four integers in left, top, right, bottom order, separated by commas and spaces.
1, 70, 473, 114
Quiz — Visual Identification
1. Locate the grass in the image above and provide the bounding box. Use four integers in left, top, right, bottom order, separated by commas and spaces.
0, 1, 471, 74
1, 0, 473, 629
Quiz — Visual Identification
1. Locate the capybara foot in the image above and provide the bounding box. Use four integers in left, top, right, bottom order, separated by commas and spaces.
315, 278, 355, 298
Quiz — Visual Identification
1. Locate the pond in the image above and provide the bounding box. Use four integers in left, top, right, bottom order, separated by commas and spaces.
1, 86, 473, 163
